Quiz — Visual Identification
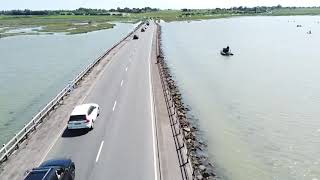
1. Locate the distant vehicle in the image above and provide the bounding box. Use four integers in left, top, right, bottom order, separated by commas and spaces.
297, 24, 302, 27
67, 103, 99, 130
24, 158, 75, 180
133, 35, 139, 40
141, 28, 145, 32
146, 22, 150, 26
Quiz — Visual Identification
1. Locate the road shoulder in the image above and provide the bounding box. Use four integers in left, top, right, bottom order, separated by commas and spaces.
150, 23, 182, 180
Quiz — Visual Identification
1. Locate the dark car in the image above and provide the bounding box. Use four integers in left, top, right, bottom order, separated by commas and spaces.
141, 28, 145, 32
133, 35, 139, 40
24, 158, 75, 180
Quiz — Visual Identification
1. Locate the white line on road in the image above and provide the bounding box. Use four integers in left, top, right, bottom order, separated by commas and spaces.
148, 25, 159, 180
112, 101, 117, 111
120, 80, 124, 87
38, 25, 142, 167
95, 141, 104, 163
125, 66, 128, 71
39, 85, 95, 165
39, 51, 114, 165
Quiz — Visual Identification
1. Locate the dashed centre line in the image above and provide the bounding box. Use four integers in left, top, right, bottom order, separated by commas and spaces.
120, 80, 124, 87
112, 101, 117, 111
95, 141, 104, 163
125, 66, 128, 71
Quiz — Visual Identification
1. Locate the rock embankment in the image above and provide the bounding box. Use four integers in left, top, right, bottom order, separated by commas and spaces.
156, 23, 217, 180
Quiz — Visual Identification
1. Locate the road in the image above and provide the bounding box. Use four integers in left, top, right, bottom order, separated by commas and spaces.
45, 23, 158, 180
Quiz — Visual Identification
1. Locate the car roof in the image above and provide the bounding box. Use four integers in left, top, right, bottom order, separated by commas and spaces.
39, 158, 72, 168
71, 103, 97, 115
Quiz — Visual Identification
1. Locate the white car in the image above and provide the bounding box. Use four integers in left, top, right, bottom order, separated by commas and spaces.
67, 103, 100, 130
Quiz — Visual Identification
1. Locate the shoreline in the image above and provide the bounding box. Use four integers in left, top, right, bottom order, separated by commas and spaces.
0, 24, 115, 39
156, 23, 217, 179
1, 13, 319, 38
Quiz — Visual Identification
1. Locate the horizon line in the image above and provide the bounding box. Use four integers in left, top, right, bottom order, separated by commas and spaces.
1, 5, 320, 12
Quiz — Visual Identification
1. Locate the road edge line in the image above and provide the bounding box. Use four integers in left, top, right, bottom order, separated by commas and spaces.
38, 33, 129, 166
149, 23, 160, 180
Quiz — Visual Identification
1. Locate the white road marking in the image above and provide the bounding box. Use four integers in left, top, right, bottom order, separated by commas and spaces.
95, 141, 104, 163
39, 88, 91, 165
148, 24, 159, 180
120, 80, 124, 87
112, 101, 117, 111
39, 46, 115, 165
125, 66, 128, 71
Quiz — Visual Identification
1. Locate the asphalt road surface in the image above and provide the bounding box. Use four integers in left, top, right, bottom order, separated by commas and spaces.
45, 22, 158, 180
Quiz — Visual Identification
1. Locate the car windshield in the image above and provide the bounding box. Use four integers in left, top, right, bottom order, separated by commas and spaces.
88, 106, 95, 115
69, 115, 86, 121
25, 171, 47, 180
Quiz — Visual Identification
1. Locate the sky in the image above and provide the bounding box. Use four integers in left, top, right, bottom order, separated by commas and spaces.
1, 0, 320, 10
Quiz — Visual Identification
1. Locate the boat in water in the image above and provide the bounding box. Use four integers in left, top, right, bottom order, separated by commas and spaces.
220, 51, 234, 56
220, 46, 234, 56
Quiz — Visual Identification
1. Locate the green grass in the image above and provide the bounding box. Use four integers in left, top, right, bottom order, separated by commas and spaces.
0, 15, 138, 38
268, 7, 320, 16
72, 24, 113, 34
131, 8, 320, 22
129, 10, 219, 21
0, 31, 41, 38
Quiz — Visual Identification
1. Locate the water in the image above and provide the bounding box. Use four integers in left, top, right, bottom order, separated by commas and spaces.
0, 23, 137, 146
161, 16, 320, 180
4, 26, 43, 34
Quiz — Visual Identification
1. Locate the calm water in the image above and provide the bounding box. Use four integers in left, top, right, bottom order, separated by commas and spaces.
0, 23, 137, 145
161, 16, 320, 180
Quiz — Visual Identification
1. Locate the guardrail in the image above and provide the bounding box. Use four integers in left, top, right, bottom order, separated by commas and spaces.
155, 22, 194, 180
0, 22, 144, 164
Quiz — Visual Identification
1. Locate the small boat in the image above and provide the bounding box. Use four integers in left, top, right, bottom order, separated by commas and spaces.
220, 51, 234, 56
220, 46, 234, 56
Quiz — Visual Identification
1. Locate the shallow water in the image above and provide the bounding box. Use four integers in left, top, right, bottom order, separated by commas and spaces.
4, 26, 43, 34
0, 23, 137, 145
161, 16, 320, 180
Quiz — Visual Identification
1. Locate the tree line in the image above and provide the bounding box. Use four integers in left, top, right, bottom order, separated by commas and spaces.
1, 6, 320, 16
0, 7, 159, 16
181, 5, 320, 15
